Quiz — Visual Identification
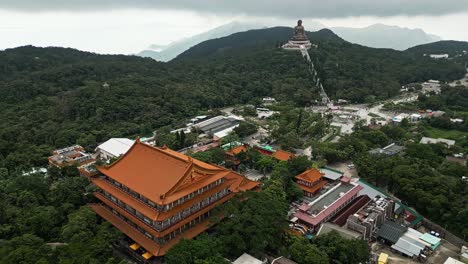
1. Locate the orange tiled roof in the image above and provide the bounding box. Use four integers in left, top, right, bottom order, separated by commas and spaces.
273, 150, 294, 161
295, 167, 324, 183
97, 139, 258, 205
226, 145, 248, 156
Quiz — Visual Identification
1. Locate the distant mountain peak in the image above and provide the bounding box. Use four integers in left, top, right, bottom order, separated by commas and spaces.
330, 23, 442, 50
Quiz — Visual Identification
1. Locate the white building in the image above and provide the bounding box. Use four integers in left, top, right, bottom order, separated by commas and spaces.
429, 54, 449, 59
450, 118, 464, 124
410, 114, 422, 123
262, 97, 277, 104
96, 138, 135, 160
419, 137, 455, 147
232, 253, 266, 264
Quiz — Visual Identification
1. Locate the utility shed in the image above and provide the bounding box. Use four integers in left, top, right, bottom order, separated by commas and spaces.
376, 221, 407, 244
420, 233, 441, 250
391, 236, 425, 258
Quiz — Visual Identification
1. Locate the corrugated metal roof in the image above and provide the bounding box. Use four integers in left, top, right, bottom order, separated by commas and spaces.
97, 138, 134, 157
320, 167, 343, 180
420, 233, 441, 246
376, 221, 407, 244
391, 236, 424, 257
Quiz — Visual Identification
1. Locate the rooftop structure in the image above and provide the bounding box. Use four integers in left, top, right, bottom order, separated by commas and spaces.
376, 221, 407, 244
429, 54, 449, 59
262, 97, 277, 104
410, 114, 423, 123
271, 257, 298, 264
256, 108, 277, 119
193, 115, 243, 135
422, 81, 441, 94
87, 139, 259, 258
346, 196, 394, 240
320, 167, 344, 181
391, 228, 433, 259
392, 113, 409, 123
232, 253, 266, 264
225, 144, 249, 167
450, 118, 464, 123
369, 143, 405, 156
213, 124, 240, 140
444, 257, 465, 264
48, 145, 94, 168
420, 137, 455, 147
420, 233, 441, 250
96, 138, 135, 160
295, 168, 327, 197
330, 195, 371, 226
293, 182, 363, 230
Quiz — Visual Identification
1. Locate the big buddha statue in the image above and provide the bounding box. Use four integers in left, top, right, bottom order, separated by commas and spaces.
291, 19, 308, 41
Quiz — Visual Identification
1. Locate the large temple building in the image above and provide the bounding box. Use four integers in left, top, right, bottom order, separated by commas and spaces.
86, 139, 259, 260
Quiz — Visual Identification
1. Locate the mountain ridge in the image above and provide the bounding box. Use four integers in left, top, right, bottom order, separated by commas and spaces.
138, 22, 443, 61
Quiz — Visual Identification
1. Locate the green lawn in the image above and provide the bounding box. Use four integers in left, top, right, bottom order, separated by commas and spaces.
423, 127, 468, 140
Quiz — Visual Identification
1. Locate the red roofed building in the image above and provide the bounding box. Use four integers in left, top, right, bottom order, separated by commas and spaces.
87, 139, 259, 259
293, 182, 363, 232
295, 168, 327, 197
273, 150, 294, 161
225, 144, 249, 167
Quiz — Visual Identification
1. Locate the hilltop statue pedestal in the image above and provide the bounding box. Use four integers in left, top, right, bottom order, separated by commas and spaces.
282, 19, 313, 50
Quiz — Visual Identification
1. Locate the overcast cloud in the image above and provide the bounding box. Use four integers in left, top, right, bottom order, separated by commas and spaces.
1, 0, 468, 18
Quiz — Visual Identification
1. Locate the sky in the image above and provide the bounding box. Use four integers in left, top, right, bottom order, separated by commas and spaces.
1, 0, 468, 54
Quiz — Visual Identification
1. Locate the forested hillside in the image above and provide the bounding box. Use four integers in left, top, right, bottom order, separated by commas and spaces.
406, 40, 468, 56
0, 26, 467, 171
176, 27, 466, 102
0, 45, 313, 171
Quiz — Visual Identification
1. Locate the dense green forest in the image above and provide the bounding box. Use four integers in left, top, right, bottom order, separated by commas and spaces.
0, 166, 124, 263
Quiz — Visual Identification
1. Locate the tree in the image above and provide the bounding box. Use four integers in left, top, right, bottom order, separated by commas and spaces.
234, 122, 258, 138
288, 156, 312, 176
165, 235, 228, 264
180, 130, 186, 149
0, 234, 54, 264
314, 231, 370, 264
256, 156, 276, 175
289, 237, 329, 264
215, 187, 288, 259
